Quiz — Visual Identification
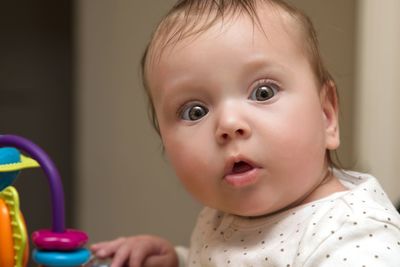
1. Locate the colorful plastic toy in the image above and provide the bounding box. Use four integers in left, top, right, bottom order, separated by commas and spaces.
0, 134, 91, 267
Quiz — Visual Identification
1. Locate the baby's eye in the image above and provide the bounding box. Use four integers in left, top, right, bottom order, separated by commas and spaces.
249, 83, 278, 101
180, 103, 209, 121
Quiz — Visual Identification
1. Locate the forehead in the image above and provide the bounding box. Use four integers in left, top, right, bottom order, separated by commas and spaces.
146, 3, 306, 96
149, 2, 304, 59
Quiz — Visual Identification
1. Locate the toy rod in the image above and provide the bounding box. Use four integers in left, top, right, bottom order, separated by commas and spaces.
0, 134, 65, 233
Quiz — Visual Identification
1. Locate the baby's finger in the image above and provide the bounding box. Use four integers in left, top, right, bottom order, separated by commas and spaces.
90, 241, 111, 251
143, 254, 177, 267
127, 247, 148, 267
126, 238, 171, 267
110, 245, 131, 267
94, 237, 127, 258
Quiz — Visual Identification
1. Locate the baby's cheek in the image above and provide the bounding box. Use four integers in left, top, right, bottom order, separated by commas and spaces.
165, 137, 216, 191
165, 137, 204, 173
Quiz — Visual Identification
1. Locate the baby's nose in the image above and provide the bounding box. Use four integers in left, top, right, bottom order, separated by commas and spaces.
215, 107, 251, 144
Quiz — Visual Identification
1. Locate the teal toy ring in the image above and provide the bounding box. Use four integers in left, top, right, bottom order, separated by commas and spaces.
32, 248, 91, 267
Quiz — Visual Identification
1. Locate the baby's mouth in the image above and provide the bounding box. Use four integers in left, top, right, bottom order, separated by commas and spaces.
224, 159, 259, 187
231, 161, 254, 174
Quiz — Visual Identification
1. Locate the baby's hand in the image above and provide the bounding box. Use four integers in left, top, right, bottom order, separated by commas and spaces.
90, 235, 178, 267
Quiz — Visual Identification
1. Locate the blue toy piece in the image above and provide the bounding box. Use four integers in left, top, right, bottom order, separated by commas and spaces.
0, 147, 39, 191
32, 248, 91, 267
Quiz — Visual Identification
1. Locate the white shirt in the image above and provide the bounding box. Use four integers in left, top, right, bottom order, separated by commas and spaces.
177, 170, 400, 266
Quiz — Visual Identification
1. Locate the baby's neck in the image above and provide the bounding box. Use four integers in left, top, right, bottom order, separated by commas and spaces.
300, 171, 348, 205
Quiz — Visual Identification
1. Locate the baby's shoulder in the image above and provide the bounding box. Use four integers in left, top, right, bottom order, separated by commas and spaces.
297, 189, 400, 266
317, 169, 400, 227
307, 183, 400, 236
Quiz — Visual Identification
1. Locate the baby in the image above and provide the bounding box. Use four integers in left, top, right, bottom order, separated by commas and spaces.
91, 0, 400, 266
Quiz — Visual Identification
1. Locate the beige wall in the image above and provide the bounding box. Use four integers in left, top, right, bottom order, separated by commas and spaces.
76, 0, 399, 246
354, 0, 400, 203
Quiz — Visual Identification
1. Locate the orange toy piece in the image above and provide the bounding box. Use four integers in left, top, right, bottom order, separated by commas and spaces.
0, 197, 14, 267
0, 186, 29, 267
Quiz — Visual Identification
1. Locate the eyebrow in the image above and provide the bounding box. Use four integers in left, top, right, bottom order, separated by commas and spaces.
157, 54, 288, 108
240, 54, 288, 77
156, 76, 205, 114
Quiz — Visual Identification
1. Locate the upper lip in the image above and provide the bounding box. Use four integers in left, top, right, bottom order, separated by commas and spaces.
224, 155, 259, 176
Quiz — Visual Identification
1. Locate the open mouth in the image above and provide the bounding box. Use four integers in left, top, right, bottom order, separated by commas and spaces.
232, 161, 254, 174
224, 159, 259, 187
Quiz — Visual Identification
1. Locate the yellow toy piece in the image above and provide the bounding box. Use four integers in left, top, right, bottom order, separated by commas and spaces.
0, 186, 28, 267
0, 154, 39, 172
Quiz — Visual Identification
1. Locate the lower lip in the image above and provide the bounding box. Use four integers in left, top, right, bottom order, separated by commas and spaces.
224, 168, 259, 187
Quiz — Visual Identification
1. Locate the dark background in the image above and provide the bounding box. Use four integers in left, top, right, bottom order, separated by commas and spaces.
0, 1, 74, 266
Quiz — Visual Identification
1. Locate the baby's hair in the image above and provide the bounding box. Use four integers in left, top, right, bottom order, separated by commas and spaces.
140, 0, 339, 167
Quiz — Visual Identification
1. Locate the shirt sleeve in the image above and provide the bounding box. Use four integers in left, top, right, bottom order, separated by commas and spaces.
303, 217, 400, 267
175, 246, 189, 267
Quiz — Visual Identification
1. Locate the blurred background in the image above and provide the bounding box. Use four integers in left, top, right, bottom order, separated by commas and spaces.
1, 0, 399, 265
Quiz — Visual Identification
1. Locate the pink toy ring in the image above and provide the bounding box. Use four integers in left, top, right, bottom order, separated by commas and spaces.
32, 229, 88, 251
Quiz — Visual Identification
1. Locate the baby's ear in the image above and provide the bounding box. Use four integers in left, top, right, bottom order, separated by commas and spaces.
320, 80, 340, 150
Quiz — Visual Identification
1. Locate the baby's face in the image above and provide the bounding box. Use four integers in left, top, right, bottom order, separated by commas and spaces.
147, 7, 339, 216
